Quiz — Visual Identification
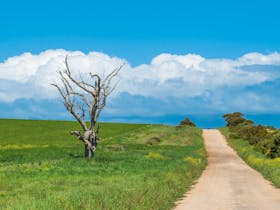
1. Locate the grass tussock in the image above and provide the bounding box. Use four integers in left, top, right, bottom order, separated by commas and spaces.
0, 119, 206, 210
145, 152, 165, 159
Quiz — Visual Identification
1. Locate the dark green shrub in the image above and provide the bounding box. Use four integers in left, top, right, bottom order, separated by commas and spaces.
223, 112, 246, 127
256, 138, 275, 156
222, 112, 279, 159
223, 112, 255, 128
179, 118, 196, 127
236, 124, 269, 145
229, 132, 240, 139
270, 134, 280, 158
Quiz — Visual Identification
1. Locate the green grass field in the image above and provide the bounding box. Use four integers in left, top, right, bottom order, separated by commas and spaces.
0, 119, 206, 210
220, 127, 280, 188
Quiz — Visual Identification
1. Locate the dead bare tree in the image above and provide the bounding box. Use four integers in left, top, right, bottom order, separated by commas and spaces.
52, 56, 124, 158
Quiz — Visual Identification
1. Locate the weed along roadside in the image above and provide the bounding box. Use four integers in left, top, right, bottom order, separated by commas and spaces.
0, 119, 206, 210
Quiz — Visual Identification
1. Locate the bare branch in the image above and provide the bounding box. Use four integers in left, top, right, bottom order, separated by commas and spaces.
70, 131, 95, 150
104, 63, 125, 84
96, 124, 101, 135
64, 56, 94, 96
51, 81, 88, 131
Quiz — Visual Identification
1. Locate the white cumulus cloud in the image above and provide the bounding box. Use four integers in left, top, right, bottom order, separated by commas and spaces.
0, 49, 280, 106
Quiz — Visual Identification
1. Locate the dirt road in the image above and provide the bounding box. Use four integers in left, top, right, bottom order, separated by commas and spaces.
174, 129, 280, 210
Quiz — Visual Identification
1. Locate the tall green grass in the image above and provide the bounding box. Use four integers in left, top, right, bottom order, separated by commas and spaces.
0, 119, 206, 210
220, 127, 280, 187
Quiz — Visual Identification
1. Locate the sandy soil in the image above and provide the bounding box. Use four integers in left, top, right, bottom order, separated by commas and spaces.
174, 129, 280, 210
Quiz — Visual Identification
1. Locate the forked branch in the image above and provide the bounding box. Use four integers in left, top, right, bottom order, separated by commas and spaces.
52, 55, 124, 132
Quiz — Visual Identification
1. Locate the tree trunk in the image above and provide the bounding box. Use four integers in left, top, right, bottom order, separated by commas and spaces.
84, 145, 94, 158
83, 131, 98, 159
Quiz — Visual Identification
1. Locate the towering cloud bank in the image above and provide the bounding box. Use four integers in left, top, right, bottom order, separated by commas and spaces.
0, 49, 280, 118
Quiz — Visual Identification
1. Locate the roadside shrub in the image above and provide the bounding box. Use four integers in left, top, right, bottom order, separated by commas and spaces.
270, 134, 280, 158
222, 112, 280, 159
236, 124, 269, 145
229, 132, 240, 139
256, 138, 275, 156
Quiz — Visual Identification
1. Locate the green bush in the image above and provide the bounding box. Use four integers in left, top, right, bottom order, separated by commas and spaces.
270, 134, 280, 158
178, 118, 196, 127
222, 112, 280, 158
223, 112, 246, 127
223, 112, 255, 128
236, 124, 269, 145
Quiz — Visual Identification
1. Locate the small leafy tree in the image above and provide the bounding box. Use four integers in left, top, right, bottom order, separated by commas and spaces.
223, 112, 246, 127
179, 118, 196, 127
223, 112, 254, 128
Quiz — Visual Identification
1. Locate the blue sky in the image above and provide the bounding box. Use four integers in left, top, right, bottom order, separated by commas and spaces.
0, 0, 280, 127
1, 0, 280, 65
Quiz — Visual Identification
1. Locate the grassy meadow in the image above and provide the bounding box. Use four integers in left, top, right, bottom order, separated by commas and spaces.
0, 119, 206, 210
220, 127, 280, 187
